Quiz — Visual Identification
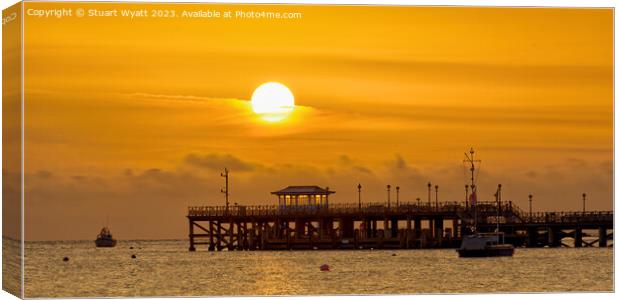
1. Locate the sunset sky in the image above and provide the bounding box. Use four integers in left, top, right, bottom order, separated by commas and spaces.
18, 2, 612, 240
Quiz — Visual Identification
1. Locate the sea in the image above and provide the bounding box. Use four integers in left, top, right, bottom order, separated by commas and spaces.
9, 240, 614, 297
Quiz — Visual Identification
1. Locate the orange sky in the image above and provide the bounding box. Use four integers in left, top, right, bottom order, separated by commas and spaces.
16, 2, 612, 240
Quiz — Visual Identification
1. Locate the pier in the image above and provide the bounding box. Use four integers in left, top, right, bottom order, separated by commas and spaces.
187, 201, 613, 251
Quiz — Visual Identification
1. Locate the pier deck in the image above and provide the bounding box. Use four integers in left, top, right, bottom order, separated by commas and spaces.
187, 201, 613, 251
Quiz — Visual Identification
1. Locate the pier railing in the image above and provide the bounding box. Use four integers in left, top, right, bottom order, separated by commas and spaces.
188, 201, 613, 225
524, 211, 613, 224
188, 201, 465, 218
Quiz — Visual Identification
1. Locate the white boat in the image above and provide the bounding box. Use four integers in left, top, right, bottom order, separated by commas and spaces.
458, 148, 514, 258
458, 232, 514, 257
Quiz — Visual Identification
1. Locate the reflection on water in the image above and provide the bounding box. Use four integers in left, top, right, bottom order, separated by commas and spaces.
23, 240, 612, 297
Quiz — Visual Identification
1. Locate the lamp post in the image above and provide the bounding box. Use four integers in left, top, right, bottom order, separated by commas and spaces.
416, 197, 420, 207
434, 185, 439, 210
582, 193, 586, 213
220, 168, 229, 211
357, 183, 362, 209
396, 186, 400, 207
528, 194, 533, 221
427, 182, 432, 207
387, 185, 391, 208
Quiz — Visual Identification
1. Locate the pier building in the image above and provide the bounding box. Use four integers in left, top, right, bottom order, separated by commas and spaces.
273, 186, 333, 209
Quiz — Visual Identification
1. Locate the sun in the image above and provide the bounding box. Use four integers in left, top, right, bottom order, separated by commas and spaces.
251, 82, 295, 122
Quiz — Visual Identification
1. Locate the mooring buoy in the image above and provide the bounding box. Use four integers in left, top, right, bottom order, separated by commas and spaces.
62, 257, 69, 262
319, 264, 330, 272
131, 254, 136, 259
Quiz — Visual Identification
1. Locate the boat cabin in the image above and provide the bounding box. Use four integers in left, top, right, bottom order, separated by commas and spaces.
272, 186, 334, 209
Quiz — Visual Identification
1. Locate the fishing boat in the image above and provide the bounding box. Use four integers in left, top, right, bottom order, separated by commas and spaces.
458, 232, 514, 257
95, 227, 117, 247
458, 148, 514, 258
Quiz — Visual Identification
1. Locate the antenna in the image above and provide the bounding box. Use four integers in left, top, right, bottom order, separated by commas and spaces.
221, 168, 229, 210
464, 147, 481, 232
463, 147, 481, 189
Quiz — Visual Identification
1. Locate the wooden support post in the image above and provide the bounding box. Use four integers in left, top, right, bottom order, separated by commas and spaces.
527, 227, 538, 248
319, 219, 328, 239
343, 218, 354, 239
548, 227, 561, 247
208, 221, 215, 251
274, 219, 281, 239
428, 219, 434, 239
599, 226, 607, 247
237, 222, 244, 250
574, 227, 583, 248
326, 219, 334, 238
383, 219, 389, 238
259, 222, 266, 250
216, 221, 223, 251
435, 218, 444, 246
452, 219, 459, 239
189, 220, 196, 251
406, 217, 412, 249
286, 228, 291, 250
340, 219, 346, 239
390, 217, 398, 238
228, 222, 235, 250
295, 219, 305, 239
414, 218, 421, 239
249, 223, 255, 250
372, 220, 377, 238
399, 229, 406, 248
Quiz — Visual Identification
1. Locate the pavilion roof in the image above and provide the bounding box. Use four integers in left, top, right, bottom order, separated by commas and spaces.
271, 185, 335, 195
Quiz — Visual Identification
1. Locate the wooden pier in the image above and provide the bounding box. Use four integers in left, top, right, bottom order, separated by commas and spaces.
187, 201, 613, 251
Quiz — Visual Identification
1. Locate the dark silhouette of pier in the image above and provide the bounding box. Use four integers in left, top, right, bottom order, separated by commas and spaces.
187, 201, 613, 251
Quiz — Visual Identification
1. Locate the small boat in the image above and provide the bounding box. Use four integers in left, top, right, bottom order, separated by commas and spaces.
95, 227, 117, 247
458, 148, 514, 258
458, 232, 514, 257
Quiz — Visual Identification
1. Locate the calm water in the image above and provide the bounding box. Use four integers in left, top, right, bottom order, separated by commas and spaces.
23, 240, 613, 297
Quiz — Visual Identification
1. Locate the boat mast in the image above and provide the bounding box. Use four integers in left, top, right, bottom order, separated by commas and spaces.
495, 184, 503, 243
464, 148, 480, 232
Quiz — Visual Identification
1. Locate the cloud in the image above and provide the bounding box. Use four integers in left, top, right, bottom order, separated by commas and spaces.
126, 92, 241, 104
36, 170, 53, 179
184, 153, 259, 172
22, 152, 612, 241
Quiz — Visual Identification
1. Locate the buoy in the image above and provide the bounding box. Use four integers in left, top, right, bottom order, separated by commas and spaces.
319, 264, 330, 272
131, 254, 136, 259
391, 253, 397, 256
62, 257, 69, 262
129, 246, 134, 249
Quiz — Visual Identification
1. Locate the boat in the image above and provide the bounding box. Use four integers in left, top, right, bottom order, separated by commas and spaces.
95, 227, 117, 247
458, 148, 514, 258
458, 232, 514, 257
